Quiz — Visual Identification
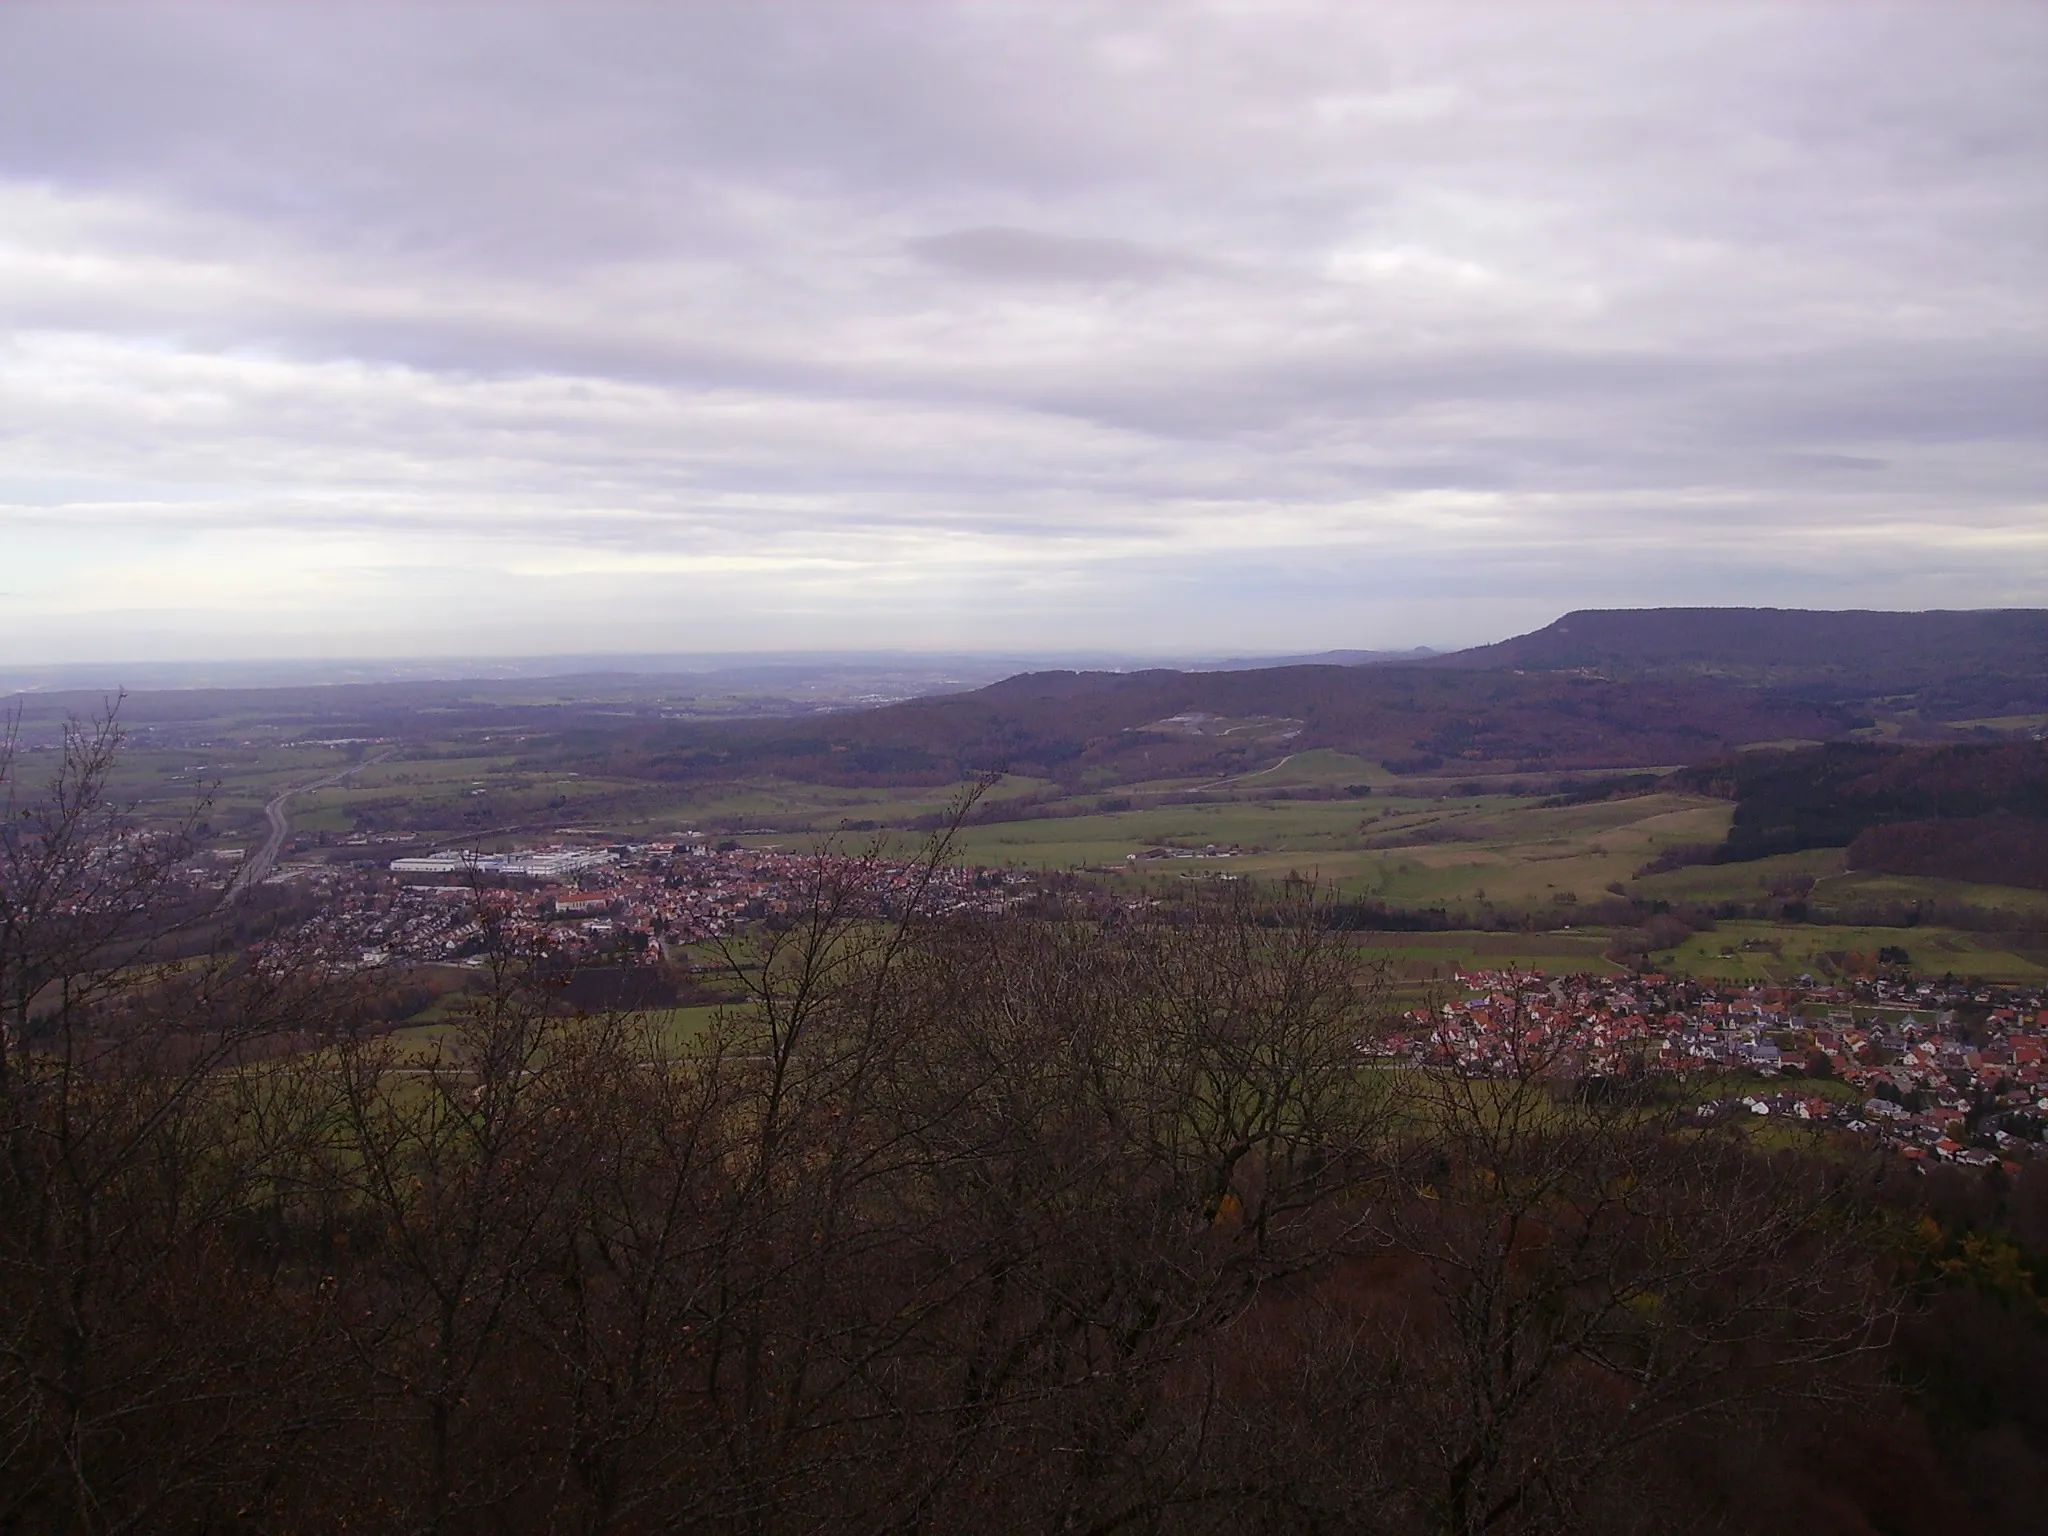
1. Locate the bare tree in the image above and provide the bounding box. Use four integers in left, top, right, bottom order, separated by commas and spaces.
0, 725, 1916, 1536
1197, 980, 1895, 1536
320, 911, 609, 1533
0, 706, 359, 1532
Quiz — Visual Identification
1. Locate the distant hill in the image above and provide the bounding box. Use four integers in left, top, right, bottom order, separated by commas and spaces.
591, 607, 2043, 792
1187, 648, 1438, 671
605, 665, 1856, 788
1432, 607, 2047, 717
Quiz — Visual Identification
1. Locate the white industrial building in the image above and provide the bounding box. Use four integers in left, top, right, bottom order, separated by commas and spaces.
389, 848, 614, 879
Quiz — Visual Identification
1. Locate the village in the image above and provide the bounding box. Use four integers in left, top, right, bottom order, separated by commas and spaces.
1412, 969, 2048, 1167
193, 838, 2048, 1170
226, 837, 1042, 971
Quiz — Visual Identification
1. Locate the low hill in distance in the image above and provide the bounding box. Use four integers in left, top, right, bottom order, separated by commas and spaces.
1431, 606, 2047, 719
14, 608, 2037, 820
603, 665, 1857, 788
592, 608, 2043, 790
1186, 647, 1439, 670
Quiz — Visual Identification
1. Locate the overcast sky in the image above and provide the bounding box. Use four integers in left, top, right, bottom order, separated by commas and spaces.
1, 2, 2042, 662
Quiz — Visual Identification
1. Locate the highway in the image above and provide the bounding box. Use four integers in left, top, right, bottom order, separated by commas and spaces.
227, 750, 393, 899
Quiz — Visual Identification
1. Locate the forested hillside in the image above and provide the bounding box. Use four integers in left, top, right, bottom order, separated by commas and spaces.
1664, 741, 2048, 866
1432, 607, 2047, 716
600, 666, 1855, 787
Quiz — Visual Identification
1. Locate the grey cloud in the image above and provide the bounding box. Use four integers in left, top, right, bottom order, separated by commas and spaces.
908, 227, 1191, 285
0, 2, 2041, 659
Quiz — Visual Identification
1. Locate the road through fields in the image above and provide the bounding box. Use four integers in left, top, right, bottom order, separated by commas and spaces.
228, 749, 393, 898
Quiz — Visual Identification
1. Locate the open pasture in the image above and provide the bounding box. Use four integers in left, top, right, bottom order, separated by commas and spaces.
85, 738, 380, 843
60, 711, 2037, 996
1629, 847, 1846, 904
639, 773, 1056, 834
286, 752, 627, 836
1126, 793, 1731, 910
1658, 921, 2048, 984
1330, 793, 1733, 907
943, 793, 1437, 868
1810, 870, 2048, 923
1186, 746, 1402, 791
1354, 929, 1624, 983
927, 789, 1745, 928
1633, 852, 2048, 925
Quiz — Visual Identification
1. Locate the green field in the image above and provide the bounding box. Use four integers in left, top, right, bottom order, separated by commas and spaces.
1352, 929, 1625, 984
1947, 712, 2048, 733
941, 790, 1735, 915
1629, 847, 1845, 904
62, 712, 2039, 990
1635, 852, 2048, 926
1655, 921, 2048, 984
1810, 869, 2048, 923
285, 762, 1060, 847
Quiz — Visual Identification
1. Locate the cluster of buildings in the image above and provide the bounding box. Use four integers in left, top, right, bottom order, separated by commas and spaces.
243, 839, 1040, 970
387, 848, 614, 881
182, 836, 2047, 1169
1388, 968, 2048, 1167
1125, 843, 1245, 863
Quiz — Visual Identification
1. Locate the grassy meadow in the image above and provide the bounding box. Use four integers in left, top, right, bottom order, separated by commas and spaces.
1654, 921, 2048, 985
82, 722, 2042, 989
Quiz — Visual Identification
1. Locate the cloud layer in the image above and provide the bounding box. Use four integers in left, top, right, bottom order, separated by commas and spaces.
1, 2, 2041, 659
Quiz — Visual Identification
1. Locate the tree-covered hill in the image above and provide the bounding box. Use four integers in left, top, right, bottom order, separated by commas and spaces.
598, 665, 1858, 787
1665, 740, 2048, 880
1432, 606, 2047, 716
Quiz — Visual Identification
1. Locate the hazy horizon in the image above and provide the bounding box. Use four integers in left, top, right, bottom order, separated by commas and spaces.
3, 3, 2042, 661
0, 641, 1449, 697
7, 601, 2043, 700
